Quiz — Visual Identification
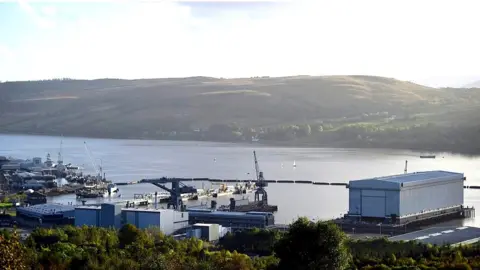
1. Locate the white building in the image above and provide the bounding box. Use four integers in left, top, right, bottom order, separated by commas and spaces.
348, 171, 465, 220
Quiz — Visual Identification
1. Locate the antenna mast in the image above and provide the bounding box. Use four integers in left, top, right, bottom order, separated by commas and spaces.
58, 136, 64, 164
84, 141, 101, 178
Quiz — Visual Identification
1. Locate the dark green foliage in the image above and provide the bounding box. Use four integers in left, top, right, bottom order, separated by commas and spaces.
274, 217, 351, 270
3, 219, 480, 269
219, 228, 282, 256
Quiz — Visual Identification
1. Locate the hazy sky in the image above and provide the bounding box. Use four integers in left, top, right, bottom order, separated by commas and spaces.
0, 0, 479, 87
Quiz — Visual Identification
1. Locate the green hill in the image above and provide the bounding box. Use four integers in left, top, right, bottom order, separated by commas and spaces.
1, 76, 480, 150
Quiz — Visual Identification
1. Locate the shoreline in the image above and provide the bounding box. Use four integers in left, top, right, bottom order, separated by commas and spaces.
1, 131, 478, 157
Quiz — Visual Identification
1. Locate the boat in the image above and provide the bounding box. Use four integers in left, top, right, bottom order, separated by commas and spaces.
233, 182, 256, 194
107, 183, 119, 195
76, 188, 108, 199
211, 185, 235, 198
420, 155, 436, 159
293, 160, 297, 168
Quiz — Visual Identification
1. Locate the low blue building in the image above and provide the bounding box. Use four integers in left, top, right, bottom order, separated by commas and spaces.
75, 203, 122, 228
16, 203, 75, 225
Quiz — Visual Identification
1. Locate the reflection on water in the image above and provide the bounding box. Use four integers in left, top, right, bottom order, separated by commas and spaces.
1, 134, 480, 224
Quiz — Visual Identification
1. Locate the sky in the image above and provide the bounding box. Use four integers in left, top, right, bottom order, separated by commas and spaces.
0, 0, 479, 87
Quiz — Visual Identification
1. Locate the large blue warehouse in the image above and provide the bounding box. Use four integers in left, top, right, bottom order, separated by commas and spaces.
348, 171, 465, 222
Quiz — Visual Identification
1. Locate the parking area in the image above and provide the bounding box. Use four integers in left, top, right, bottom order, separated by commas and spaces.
389, 226, 480, 246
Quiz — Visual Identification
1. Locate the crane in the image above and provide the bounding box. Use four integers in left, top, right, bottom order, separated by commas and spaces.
140, 177, 197, 210
84, 141, 102, 181
253, 151, 268, 205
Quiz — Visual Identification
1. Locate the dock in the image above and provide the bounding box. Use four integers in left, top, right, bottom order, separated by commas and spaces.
117, 178, 349, 187
114, 178, 480, 190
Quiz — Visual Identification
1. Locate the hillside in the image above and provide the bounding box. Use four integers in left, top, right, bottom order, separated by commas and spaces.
1, 75, 480, 152
464, 80, 480, 88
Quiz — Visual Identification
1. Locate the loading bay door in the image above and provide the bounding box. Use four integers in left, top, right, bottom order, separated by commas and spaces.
361, 190, 386, 218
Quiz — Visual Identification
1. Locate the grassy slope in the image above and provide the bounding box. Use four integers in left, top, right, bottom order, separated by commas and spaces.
1, 76, 479, 140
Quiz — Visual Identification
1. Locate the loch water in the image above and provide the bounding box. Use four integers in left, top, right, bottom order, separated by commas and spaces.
1, 134, 479, 225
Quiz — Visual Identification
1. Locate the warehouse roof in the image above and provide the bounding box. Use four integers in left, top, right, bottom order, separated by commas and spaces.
377, 171, 462, 184
349, 170, 464, 190
17, 203, 75, 218
389, 226, 480, 246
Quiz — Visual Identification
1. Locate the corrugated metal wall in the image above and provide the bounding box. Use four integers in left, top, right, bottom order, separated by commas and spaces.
385, 190, 400, 217
137, 212, 161, 229
400, 179, 463, 216
349, 189, 361, 215
75, 209, 100, 227
349, 189, 400, 218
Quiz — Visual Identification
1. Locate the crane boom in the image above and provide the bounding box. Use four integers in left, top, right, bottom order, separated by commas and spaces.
254, 151, 260, 181
84, 141, 100, 176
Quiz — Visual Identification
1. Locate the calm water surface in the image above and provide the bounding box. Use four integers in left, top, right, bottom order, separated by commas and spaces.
1, 134, 479, 225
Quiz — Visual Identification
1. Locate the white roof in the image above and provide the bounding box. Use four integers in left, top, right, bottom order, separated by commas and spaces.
349, 170, 464, 190
193, 223, 216, 227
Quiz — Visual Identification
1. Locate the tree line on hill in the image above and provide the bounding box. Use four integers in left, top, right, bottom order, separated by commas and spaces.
164, 121, 480, 155
1, 217, 479, 270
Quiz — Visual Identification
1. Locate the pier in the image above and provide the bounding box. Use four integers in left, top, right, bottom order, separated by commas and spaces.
117, 178, 349, 187
116, 178, 480, 190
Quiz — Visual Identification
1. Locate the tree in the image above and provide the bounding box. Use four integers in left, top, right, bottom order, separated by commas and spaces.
0, 232, 28, 270
118, 224, 142, 248
274, 217, 351, 270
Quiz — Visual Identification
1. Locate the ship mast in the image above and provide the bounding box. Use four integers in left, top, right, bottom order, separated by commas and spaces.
84, 141, 102, 180
57, 136, 64, 165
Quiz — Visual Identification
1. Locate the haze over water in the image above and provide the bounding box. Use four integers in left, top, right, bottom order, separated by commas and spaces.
1, 134, 479, 225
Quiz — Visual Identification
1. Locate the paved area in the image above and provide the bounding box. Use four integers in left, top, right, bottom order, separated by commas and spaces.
389, 226, 480, 246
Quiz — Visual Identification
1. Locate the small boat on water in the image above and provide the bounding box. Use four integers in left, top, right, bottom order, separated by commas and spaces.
420, 155, 436, 159
76, 188, 108, 199
107, 183, 119, 195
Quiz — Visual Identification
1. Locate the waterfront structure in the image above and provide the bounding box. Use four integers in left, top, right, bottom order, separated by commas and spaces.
187, 209, 275, 229
347, 171, 465, 223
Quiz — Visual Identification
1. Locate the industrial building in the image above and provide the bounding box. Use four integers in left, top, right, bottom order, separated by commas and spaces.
187, 209, 275, 229
75, 203, 122, 228
17, 203, 75, 224
347, 171, 465, 223
122, 208, 189, 235
389, 226, 480, 246
74, 204, 189, 235
188, 223, 219, 242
